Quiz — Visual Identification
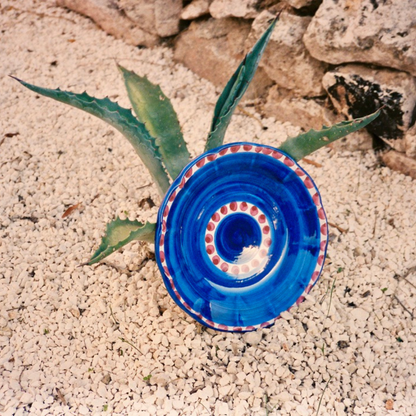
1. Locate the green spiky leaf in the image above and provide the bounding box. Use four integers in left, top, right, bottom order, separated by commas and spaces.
119, 66, 190, 180
205, 16, 278, 151
278, 110, 381, 161
89, 218, 156, 265
12, 77, 170, 196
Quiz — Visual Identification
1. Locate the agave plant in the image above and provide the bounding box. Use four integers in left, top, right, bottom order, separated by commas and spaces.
13, 16, 380, 331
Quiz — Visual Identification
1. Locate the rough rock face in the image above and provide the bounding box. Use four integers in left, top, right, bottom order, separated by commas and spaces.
404, 123, 416, 158
382, 151, 416, 179
322, 65, 416, 153
208, 0, 283, 19
287, 0, 322, 10
174, 18, 273, 98
263, 86, 327, 130
181, 0, 211, 20
304, 0, 416, 77
119, 0, 182, 37
56, 0, 159, 46
247, 11, 327, 97
209, 0, 260, 19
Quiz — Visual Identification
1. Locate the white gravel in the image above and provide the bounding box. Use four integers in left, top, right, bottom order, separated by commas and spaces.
1, 1, 416, 415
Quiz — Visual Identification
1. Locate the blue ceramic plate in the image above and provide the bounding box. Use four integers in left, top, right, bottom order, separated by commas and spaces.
155, 143, 328, 332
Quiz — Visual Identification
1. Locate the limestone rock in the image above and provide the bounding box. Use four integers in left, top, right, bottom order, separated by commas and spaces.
174, 18, 273, 99
257, 0, 284, 11
174, 18, 250, 87
57, 0, 159, 46
287, 0, 322, 10
322, 65, 416, 152
209, 0, 259, 19
119, 0, 182, 37
208, 0, 282, 19
303, 0, 416, 77
263, 86, 326, 130
154, 0, 183, 37
181, 0, 211, 20
382, 151, 416, 179
248, 11, 327, 97
118, 0, 155, 36
404, 123, 416, 159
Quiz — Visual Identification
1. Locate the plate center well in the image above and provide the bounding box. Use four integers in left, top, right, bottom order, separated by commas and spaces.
215, 214, 261, 263
204, 202, 272, 277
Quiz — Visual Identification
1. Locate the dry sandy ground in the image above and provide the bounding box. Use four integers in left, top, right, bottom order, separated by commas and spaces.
1, 1, 416, 415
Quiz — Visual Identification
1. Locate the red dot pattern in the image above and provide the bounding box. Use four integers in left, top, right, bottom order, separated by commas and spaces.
196, 159, 205, 168
212, 212, 220, 222
284, 157, 295, 167
185, 168, 193, 178
204, 202, 273, 276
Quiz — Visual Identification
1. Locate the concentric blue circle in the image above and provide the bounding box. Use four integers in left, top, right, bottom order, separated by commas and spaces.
215, 214, 261, 263
155, 143, 328, 332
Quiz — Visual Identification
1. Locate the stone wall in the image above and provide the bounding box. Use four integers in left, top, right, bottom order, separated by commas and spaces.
57, 0, 416, 177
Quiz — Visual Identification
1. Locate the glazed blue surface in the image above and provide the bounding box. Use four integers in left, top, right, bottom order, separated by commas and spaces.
155, 143, 327, 331
215, 214, 261, 263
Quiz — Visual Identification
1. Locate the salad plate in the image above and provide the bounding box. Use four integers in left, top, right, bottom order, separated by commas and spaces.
155, 142, 328, 331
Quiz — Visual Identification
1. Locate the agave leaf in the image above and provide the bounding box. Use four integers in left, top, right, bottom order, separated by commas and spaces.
205, 16, 278, 151
12, 77, 170, 196
278, 109, 381, 161
118, 66, 190, 180
89, 218, 156, 265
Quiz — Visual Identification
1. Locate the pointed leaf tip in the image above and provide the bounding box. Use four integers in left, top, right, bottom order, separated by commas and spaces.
119, 65, 191, 180
10, 75, 22, 82
14, 77, 170, 196
205, 15, 278, 151
278, 109, 381, 161
88, 218, 156, 265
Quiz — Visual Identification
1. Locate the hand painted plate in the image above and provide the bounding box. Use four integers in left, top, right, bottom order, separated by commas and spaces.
155, 143, 328, 332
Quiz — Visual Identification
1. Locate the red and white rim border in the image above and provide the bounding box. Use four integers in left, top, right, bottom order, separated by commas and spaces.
157, 143, 328, 332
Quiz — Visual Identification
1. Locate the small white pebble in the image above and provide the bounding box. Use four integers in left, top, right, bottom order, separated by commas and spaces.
238, 391, 252, 400
78, 405, 89, 415
350, 308, 370, 321
264, 353, 276, 364
216, 401, 229, 415
243, 330, 262, 345
357, 368, 367, 377
296, 404, 309, 416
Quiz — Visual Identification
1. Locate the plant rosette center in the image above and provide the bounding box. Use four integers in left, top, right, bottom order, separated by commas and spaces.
155, 142, 328, 332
